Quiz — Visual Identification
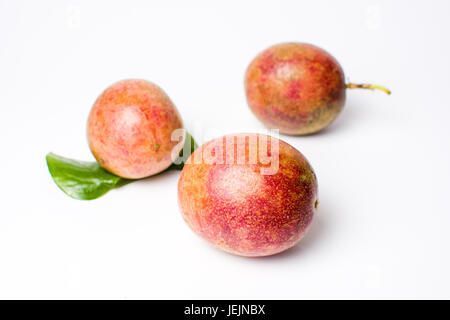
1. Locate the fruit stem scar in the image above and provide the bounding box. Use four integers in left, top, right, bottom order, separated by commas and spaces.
346, 83, 391, 95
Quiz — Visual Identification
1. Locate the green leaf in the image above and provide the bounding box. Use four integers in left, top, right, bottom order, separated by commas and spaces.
47, 132, 198, 200
168, 131, 198, 171
46, 153, 126, 200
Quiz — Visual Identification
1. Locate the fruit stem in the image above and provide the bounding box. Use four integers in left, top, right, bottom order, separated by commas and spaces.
346, 83, 391, 95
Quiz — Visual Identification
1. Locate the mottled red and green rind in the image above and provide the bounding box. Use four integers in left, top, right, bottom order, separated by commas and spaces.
178, 133, 318, 257
245, 43, 346, 135
87, 79, 184, 179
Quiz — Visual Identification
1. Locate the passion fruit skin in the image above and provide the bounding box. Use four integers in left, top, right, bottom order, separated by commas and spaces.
87, 79, 184, 179
178, 133, 318, 257
245, 42, 346, 135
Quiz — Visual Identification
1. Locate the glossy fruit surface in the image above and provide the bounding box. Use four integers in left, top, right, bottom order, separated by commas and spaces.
245, 42, 346, 135
87, 79, 184, 179
178, 133, 318, 257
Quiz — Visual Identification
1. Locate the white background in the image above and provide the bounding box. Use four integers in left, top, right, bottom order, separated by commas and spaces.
1, 0, 449, 299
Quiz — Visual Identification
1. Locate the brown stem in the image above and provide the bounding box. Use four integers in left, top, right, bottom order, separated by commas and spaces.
346, 83, 391, 95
